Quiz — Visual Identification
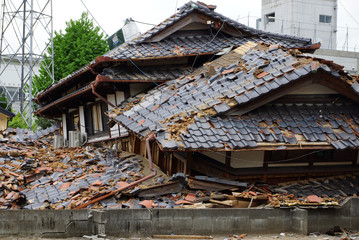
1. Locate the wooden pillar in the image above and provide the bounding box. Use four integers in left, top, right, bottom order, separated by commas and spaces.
62, 113, 67, 143
79, 106, 86, 140
168, 152, 173, 176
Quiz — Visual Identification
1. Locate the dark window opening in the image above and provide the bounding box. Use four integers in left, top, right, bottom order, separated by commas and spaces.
67, 111, 79, 131
319, 14, 332, 23
266, 12, 275, 23
85, 106, 94, 136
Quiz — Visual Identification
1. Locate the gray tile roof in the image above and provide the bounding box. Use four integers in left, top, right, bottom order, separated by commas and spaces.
37, 1, 316, 104
109, 42, 359, 151
104, 34, 311, 60
130, 1, 312, 46
101, 65, 191, 81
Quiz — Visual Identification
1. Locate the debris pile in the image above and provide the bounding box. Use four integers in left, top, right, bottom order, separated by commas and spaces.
0, 127, 358, 210
126, 175, 359, 209
0, 138, 151, 209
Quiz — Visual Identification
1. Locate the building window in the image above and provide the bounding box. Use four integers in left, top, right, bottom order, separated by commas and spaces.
265, 12, 275, 23
319, 15, 332, 23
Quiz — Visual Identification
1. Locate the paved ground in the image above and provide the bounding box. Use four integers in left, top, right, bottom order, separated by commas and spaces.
0, 233, 358, 240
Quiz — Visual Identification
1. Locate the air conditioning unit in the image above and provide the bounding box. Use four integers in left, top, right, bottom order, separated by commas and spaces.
53, 135, 64, 148
69, 131, 81, 148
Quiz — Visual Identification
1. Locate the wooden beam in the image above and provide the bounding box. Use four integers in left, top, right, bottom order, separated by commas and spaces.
316, 72, 359, 103
138, 181, 184, 198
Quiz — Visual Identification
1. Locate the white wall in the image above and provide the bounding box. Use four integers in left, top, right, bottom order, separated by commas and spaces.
260, 0, 337, 50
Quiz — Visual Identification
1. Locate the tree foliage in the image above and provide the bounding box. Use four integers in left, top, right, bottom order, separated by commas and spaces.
33, 12, 109, 96
0, 93, 8, 109
8, 112, 29, 129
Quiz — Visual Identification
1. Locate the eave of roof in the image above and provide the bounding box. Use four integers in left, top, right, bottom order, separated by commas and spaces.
0, 107, 15, 118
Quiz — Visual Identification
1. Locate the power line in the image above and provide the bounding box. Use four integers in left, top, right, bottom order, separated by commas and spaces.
80, 0, 108, 37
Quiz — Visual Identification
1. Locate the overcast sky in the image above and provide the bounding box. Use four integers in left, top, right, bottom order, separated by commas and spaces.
53, 0, 359, 51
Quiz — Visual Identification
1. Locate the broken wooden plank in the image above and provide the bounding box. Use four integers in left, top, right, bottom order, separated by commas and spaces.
137, 181, 185, 198
188, 177, 246, 191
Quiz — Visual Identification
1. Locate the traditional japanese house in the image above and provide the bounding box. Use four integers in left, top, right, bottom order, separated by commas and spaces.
35, 1, 318, 145
108, 41, 359, 183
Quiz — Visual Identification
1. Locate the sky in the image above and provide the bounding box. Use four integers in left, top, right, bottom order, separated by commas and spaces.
51, 0, 358, 52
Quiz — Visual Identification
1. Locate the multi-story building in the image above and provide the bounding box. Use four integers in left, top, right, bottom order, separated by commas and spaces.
0, 57, 40, 112
258, 0, 337, 50
257, 0, 359, 74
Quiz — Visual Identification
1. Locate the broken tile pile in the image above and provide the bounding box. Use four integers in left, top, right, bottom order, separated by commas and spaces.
1, 125, 59, 143
0, 138, 149, 209
124, 174, 359, 209
228, 175, 359, 208
0, 127, 358, 210
0, 126, 157, 209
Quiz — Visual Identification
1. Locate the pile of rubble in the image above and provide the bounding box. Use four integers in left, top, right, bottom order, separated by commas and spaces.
0, 127, 358, 210
131, 175, 357, 209
0, 127, 163, 209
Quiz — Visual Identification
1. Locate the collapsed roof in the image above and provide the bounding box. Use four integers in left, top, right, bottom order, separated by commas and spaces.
108, 41, 359, 151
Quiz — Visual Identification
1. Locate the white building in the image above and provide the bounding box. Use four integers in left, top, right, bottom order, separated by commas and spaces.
258, 0, 338, 50
0, 57, 40, 112
257, 0, 359, 74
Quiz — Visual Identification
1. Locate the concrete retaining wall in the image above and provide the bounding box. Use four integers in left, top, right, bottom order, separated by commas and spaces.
0, 198, 358, 238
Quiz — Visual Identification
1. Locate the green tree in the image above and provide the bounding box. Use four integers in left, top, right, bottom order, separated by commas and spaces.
8, 112, 29, 129
32, 12, 109, 96
0, 93, 8, 109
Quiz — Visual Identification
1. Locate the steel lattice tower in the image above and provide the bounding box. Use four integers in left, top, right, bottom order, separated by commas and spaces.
0, 0, 54, 128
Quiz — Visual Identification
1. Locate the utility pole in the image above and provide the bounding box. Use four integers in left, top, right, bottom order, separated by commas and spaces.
0, 0, 54, 128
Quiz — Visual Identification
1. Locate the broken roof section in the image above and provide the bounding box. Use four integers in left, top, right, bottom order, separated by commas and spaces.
97, 1, 317, 65
109, 41, 359, 151
35, 1, 318, 105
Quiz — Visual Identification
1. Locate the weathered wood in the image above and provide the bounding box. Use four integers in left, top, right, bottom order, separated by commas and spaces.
138, 181, 184, 198
188, 177, 245, 191
209, 199, 234, 207
146, 14, 198, 42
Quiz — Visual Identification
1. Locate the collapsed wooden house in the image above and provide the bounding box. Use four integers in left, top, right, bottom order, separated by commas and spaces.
108, 41, 359, 183
35, 1, 317, 146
